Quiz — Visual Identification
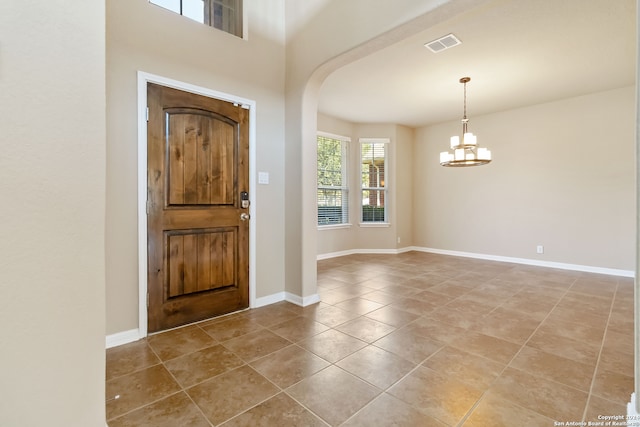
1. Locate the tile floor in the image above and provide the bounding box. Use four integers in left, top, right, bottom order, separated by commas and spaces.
106, 252, 635, 426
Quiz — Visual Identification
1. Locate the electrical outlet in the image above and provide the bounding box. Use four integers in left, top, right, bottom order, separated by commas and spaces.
397, 237, 401, 244
536, 245, 544, 254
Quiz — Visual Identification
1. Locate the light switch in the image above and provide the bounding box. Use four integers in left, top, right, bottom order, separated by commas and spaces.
258, 172, 269, 185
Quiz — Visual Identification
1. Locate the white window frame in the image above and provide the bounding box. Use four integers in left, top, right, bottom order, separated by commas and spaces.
360, 138, 389, 226
317, 132, 351, 229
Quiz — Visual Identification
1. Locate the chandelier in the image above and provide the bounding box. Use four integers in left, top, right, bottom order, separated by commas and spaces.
439, 77, 491, 167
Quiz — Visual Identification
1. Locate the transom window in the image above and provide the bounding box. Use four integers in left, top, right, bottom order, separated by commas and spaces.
361, 138, 388, 223
150, 0, 243, 38
317, 133, 350, 226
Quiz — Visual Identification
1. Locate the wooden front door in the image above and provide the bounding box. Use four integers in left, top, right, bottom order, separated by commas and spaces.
147, 83, 249, 333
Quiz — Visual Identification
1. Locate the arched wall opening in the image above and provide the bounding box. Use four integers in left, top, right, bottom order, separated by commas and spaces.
284, 0, 481, 303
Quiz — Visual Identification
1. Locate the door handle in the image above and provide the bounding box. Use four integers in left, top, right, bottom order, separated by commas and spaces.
240, 213, 250, 221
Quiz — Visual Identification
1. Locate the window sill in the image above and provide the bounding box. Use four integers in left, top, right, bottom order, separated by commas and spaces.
318, 223, 352, 231
358, 222, 390, 228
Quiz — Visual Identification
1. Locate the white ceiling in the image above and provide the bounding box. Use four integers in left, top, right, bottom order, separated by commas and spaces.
318, 0, 636, 128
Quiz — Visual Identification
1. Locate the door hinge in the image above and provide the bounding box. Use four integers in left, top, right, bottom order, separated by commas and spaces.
146, 106, 149, 122
147, 293, 149, 307
146, 200, 151, 214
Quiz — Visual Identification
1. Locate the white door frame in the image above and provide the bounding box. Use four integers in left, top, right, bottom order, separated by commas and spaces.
137, 71, 257, 338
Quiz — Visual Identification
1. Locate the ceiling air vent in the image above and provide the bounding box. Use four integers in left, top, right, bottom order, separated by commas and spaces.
424, 33, 462, 53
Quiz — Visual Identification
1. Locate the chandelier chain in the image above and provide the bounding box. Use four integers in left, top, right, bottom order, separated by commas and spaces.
463, 80, 467, 120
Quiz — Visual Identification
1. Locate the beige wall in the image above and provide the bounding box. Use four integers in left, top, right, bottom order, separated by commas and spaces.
317, 114, 415, 255
0, 1, 106, 426
395, 125, 416, 248
106, 0, 287, 334
414, 86, 636, 271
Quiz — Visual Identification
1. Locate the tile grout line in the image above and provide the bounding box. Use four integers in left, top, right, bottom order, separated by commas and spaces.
183, 308, 309, 425
154, 328, 216, 427
280, 295, 397, 426
195, 309, 301, 425
108, 313, 380, 426
281, 382, 333, 427
106, 391, 188, 425
109, 313, 289, 425
337, 343, 451, 426
106, 339, 179, 423
226, 303, 365, 426
331, 267, 514, 427
299, 275, 455, 426
344, 270, 505, 426
580, 280, 619, 423
416, 267, 529, 426
156, 338, 215, 427
454, 274, 578, 427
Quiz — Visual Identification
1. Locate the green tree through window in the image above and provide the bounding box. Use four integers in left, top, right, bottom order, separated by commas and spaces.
317, 134, 349, 225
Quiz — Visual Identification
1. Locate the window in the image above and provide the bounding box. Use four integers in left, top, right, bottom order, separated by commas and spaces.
150, 0, 243, 38
360, 138, 388, 223
317, 134, 349, 226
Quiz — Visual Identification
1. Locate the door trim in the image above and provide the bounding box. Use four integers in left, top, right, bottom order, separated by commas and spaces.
137, 71, 257, 338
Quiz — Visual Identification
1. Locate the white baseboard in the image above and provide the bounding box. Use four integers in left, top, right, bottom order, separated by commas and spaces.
317, 247, 411, 260
254, 291, 321, 308
317, 246, 633, 277
286, 291, 321, 306
413, 246, 634, 277
254, 292, 286, 308
105, 328, 143, 349
317, 249, 355, 260
628, 393, 638, 417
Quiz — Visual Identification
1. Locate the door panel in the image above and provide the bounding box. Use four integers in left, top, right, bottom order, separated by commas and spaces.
147, 83, 249, 333
166, 228, 236, 298
166, 110, 235, 206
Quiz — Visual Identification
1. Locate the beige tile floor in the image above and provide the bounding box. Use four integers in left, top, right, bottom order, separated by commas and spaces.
106, 252, 634, 426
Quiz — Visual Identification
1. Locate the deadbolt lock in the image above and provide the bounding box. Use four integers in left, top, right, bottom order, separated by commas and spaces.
240, 191, 250, 209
